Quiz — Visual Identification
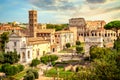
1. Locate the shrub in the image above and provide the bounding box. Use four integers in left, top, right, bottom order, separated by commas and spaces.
0, 52, 4, 63
40, 55, 49, 64
51, 61, 56, 66
25, 69, 39, 80
40, 55, 58, 64
1, 63, 11, 73
17, 64, 24, 72
30, 58, 40, 67
66, 43, 71, 48
49, 55, 58, 61
32, 70, 39, 79
3, 51, 19, 64
24, 71, 35, 80
76, 41, 81, 46
2, 65, 19, 76
1, 63, 24, 76
10, 66, 19, 75
76, 46, 83, 53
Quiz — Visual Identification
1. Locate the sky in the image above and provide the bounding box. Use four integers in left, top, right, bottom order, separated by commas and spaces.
0, 0, 120, 24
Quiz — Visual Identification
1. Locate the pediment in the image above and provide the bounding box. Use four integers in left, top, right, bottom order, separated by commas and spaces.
10, 33, 21, 37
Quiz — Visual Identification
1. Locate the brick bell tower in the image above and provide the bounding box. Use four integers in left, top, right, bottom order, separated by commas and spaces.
29, 10, 37, 37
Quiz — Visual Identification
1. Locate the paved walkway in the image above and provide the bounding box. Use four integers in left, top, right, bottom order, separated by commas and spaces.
36, 76, 54, 80
36, 64, 54, 80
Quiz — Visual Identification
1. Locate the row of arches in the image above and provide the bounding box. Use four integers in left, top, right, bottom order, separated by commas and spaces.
79, 32, 120, 37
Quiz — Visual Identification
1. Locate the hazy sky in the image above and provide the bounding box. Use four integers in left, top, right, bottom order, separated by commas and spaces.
0, 0, 120, 23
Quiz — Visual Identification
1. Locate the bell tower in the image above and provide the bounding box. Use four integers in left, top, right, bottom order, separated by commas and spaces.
29, 10, 37, 37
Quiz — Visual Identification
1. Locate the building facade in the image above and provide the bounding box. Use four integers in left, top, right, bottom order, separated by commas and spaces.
5, 10, 52, 63
69, 18, 120, 48
55, 30, 74, 50
5, 33, 50, 63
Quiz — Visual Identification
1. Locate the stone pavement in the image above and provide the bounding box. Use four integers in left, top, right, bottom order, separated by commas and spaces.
36, 76, 54, 80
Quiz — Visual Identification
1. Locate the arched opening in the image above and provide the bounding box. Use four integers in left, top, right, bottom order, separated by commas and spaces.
105, 33, 107, 37
76, 67, 79, 72
95, 33, 97, 36
92, 33, 94, 36
53, 48, 55, 52
28, 51, 30, 59
87, 33, 89, 36
37, 49, 40, 56
99, 33, 101, 36
22, 52, 25, 62
108, 33, 110, 37
111, 33, 113, 36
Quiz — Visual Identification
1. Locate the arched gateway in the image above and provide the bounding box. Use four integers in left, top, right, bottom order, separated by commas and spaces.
84, 36, 103, 56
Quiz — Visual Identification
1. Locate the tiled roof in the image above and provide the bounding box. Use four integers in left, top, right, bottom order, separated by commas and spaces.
36, 29, 55, 33
0, 25, 22, 30
27, 37, 49, 45
55, 30, 73, 34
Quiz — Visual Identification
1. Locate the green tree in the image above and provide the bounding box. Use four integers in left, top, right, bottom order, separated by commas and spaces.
76, 46, 83, 54
66, 43, 71, 48
104, 20, 120, 38
93, 59, 120, 80
24, 69, 39, 80
89, 46, 113, 60
1, 63, 19, 76
27, 69, 39, 79
1, 63, 11, 73
114, 38, 120, 52
76, 41, 81, 46
30, 58, 40, 67
0, 32, 9, 51
24, 71, 35, 80
4, 51, 19, 64
46, 24, 68, 31
40, 55, 58, 64
17, 64, 24, 72
0, 52, 4, 63
65, 46, 120, 80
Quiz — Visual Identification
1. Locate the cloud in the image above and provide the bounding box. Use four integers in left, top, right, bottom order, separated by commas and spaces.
28, 0, 81, 11
28, 0, 120, 23
103, 6, 120, 13
86, 0, 106, 3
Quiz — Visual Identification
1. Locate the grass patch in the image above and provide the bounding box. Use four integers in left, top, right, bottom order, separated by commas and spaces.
69, 46, 76, 49
45, 67, 73, 78
12, 67, 39, 80
58, 43, 85, 53
58, 50, 68, 53
12, 69, 27, 80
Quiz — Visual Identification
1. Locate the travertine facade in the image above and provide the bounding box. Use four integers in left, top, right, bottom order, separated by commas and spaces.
69, 18, 120, 46
86, 20, 106, 30
29, 10, 37, 37
55, 30, 74, 50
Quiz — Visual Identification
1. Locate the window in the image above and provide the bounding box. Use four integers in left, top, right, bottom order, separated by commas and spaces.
28, 51, 30, 59
14, 48, 16, 51
37, 49, 39, 56
22, 52, 25, 58
99, 33, 101, 36
14, 42, 17, 47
